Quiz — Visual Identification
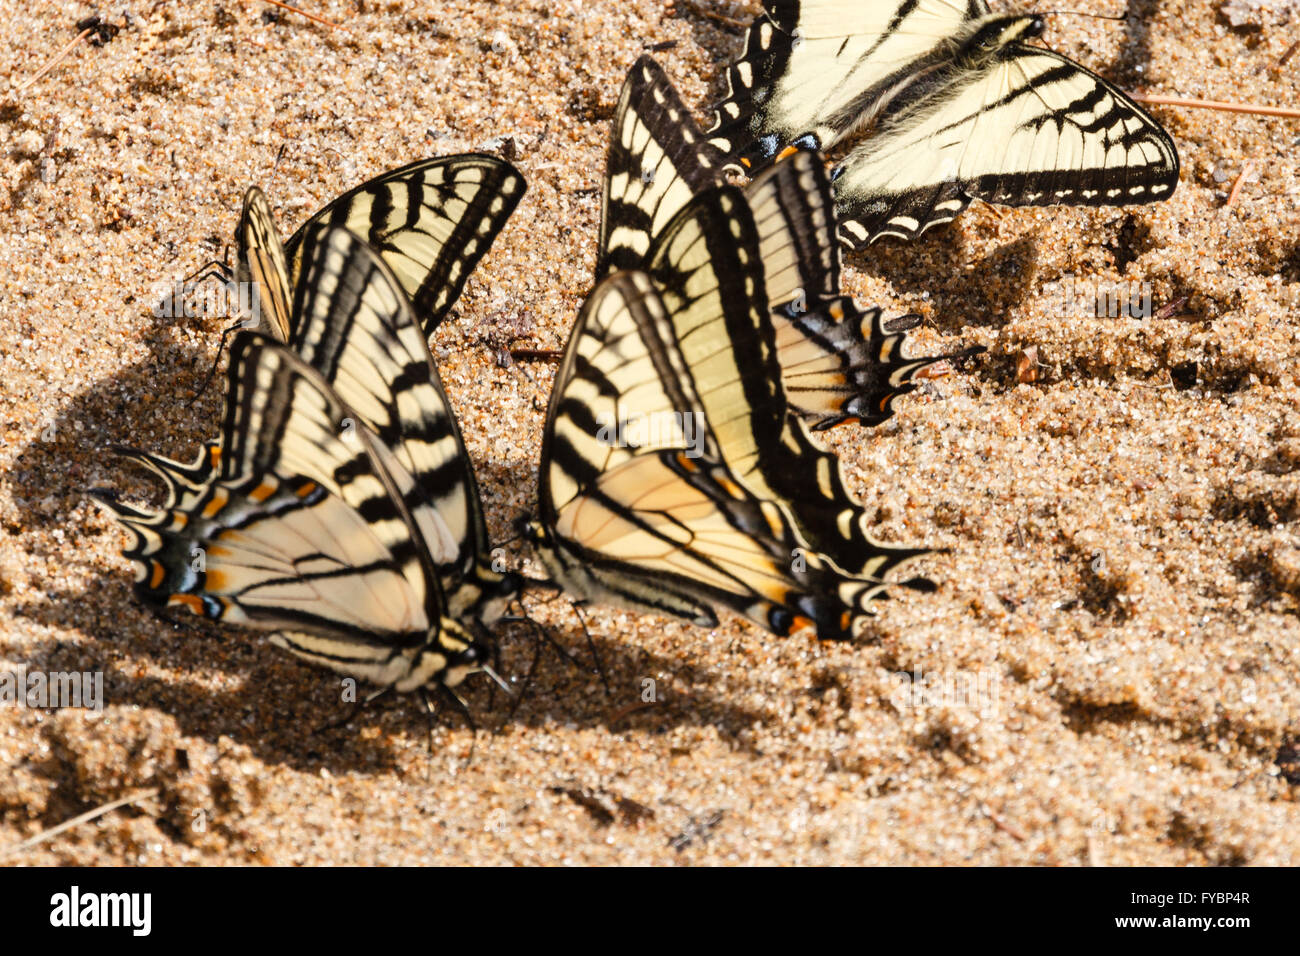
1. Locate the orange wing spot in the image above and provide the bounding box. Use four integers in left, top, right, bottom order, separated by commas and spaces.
168, 593, 205, 616
170, 512, 188, 531
149, 562, 166, 589
791, 615, 814, 633
201, 488, 229, 518
739, 157, 752, 169
829, 300, 844, 322
761, 503, 785, 539
295, 481, 318, 498
840, 611, 852, 632
208, 445, 222, 468
776, 145, 799, 161
203, 570, 226, 591
206, 545, 231, 559
675, 453, 700, 473
718, 477, 742, 499
250, 480, 277, 502
833, 417, 861, 430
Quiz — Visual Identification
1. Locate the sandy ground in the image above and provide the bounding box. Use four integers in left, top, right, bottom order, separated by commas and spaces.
1, 0, 1298, 865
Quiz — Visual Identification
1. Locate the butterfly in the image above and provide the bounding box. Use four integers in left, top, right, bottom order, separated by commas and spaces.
524, 188, 932, 641
230, 154, 525, 341
707, 0, 1181, 246
93, 226, 519, 691
602, 54, 974, 429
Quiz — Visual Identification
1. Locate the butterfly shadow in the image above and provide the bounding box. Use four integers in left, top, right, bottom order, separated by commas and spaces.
1108, 0, 1162, 89
847, 228, 1042, 335
467, 606, 774, 752
7, 281, 233, 544
12, 573, 776, 774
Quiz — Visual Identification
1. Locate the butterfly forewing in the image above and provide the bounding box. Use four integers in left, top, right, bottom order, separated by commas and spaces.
281, 155, 525, 336
599, 55, 730, 277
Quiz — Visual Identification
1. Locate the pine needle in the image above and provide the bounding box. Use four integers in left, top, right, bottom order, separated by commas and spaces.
1129, 93, 1300, 119
16, 28, 91, 95
1226, 160, 1255, 207
0, 788, 159, 859
261, 0, 345, 31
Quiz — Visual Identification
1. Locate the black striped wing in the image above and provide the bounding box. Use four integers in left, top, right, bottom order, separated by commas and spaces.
281, 155, 525, 337
603, 60, 962, 430
285, 225, 515, 624
708, 0, 980, 164
833, 46, 1180, 245
533, 271, 893, 640
645, 185, 927, 584
92, 335, 484, 691
707, 1, 1179, 247
234, 155, 525, 342
598, 55, 729, 277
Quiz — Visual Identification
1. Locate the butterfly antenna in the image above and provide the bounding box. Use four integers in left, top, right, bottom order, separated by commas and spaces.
185, 319, 245, 407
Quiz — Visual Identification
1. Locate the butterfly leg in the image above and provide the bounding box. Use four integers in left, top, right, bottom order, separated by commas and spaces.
501, 631, 542, 729
184, 319, 249, 407
571, 602, 610, 697
178, 257, 233, 292
311, 685, 391, 736
434, 685, 481, 770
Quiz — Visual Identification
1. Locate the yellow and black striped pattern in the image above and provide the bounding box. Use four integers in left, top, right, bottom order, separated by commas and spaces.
707, 0, 1180, 246
237, 154, 525, 339
92, 228, 507, 691
530, 271, 898, 640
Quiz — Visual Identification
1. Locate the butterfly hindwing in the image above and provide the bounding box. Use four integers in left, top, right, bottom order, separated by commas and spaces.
834, 45, 1180, 244
92, 334, 485, 690
645, 184, 926, 583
